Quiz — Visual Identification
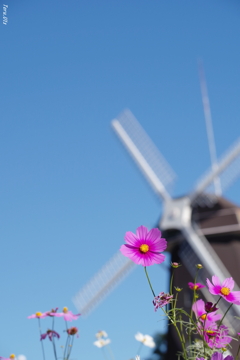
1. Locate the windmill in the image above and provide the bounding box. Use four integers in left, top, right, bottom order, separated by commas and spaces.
73, 73, 240, 357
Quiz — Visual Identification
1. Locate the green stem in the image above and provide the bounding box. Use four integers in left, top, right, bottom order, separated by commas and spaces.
144, 267, 155, 297
106, 344, 115, 360
170, 268, 174, 295
101, 347, 110, 360
136, 342, 143, 356
38, 318, 46, 360
64, 334, 70, 360
161, 307, 187, 360
189, 269, 199, 355
52, 317, 58, 360
218, 303, 233, 328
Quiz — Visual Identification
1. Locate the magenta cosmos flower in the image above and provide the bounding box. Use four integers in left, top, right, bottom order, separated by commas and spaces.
120, 226, 167, 266
53, 307, 80, 321
206, 276, 240, 305
0, 355, 15, 360
192, 299, 221, 323
188, 282, 205, 291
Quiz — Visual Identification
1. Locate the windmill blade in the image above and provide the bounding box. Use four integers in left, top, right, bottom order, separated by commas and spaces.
73, 252, 136, 316
190, 138, 240, 202
112, 109, 176, 202
180, 223, 240, 331
198, 60, 222, 196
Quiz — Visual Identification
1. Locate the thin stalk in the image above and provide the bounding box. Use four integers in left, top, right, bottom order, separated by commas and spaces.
189, 269, 199, 355
66, 336, 74, 360
51, 317, 58, 360
136, 342, 143, 356
52, 336, 58, 360
38, 318, 46, 360
106, 344, 115, 360
173, 293, 178, 321
218, 303, 233, 328
170, 268, 175, 295
63, 334, 70, 360
144, 267, 155, 297
161, 307, 187, 360
101, 347, 110, 360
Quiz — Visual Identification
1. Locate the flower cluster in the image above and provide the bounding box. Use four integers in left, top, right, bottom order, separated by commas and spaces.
120, 225, 240, 360
93, 330, 111, 348
27, 306, 80, 360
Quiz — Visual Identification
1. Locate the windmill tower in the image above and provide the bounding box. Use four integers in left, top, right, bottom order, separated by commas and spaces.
73, 93, 240, 359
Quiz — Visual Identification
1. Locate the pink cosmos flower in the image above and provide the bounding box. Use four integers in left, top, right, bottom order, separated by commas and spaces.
28, 311, 48, 319
192, 299, 221, 323
188, 282, 205, 291
120, 226, 167, 266
53, 307, 80, 321
0, 355, 15, 360
40, 330, 60, 341
206, 276, 240, 305
198, 320, 232, 348
153, 292, 173, 311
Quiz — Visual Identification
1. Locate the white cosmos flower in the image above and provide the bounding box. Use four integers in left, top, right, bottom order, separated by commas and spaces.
95, 330, 108, 339
135, 356, 140, 360
135, 332, 155, 348
94, 338, 111, 348
17, 356, 27, 360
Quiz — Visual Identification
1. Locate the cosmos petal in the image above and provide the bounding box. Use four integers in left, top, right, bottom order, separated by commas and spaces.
124, 231, 138, 246
211, 352, 223, 360
146, 228, 162, 242
136, 226, 148, 240
206, 278, 221, 295
149, 238, 167, 252
222, 277, 235, 291
192, 299, 205, 316
212, 276, 221, 287
225, 291, 240, 305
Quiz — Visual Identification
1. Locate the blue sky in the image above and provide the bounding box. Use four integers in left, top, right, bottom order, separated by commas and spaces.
1, 1, 240, 359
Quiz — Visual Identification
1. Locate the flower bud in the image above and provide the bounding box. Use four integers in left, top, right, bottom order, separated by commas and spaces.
205, 302, 218, 313
196, 264, 203, 269
171, 262, 181, 268
174, 287, 182, 292
67, 326, 78, 336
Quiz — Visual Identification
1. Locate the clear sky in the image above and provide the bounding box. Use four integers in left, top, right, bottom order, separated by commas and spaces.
1, 1, 240, 359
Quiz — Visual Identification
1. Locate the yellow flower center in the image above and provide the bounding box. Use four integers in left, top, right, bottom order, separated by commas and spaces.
35, 312, 42, 317
206, 330, 216, 338
220, 287, 230, 296
9, 355, 15, 359
140, 244, 149, 253
193, 285, 199, 290
200, 314, 207, 320
63, 307, 68, 313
